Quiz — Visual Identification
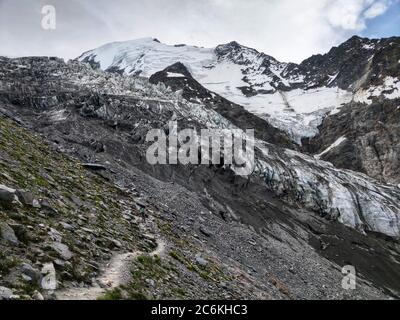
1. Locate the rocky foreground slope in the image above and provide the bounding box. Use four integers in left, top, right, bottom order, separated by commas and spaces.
0, 55, 399, 300
0, 116, 275, 300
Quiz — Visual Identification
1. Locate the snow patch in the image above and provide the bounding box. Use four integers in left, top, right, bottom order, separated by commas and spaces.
166, 72, 185, 78
327, 72, 339, 85
362, 43, 375, 50
218, 86, 352, 143
315, 136, 347, 159
354, 76, 400, 104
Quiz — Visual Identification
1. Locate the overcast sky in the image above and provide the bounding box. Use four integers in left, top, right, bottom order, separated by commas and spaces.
0, 0, 399, 63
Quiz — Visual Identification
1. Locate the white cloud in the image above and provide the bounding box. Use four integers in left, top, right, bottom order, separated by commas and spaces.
364, 1, 389, 18
325, 0, 373, 30
0, 0, 395, 63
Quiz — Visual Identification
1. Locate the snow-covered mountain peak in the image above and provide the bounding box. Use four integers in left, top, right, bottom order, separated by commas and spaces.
216, 41, 262, 63
79, 37, 215, 77
78, 36, 400, 143
215, 40, 280, 67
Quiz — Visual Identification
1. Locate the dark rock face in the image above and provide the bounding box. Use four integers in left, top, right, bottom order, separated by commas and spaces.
290, 36, 400, 90
303, 98, 400, 184
0, 55, 400, 300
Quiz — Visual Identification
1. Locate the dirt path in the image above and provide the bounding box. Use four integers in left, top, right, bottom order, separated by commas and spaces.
55, 239, 166, 300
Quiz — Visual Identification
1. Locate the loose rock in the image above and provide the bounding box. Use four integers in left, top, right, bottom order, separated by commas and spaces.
51, 242, 74, 260
0, 222, 19, 245
20, 263, 42, 284
195, 254, 208, 267
0, 286, 14, 300
16, 190, 38, 207
0, 184, 17, 208
199, 226, 212, 238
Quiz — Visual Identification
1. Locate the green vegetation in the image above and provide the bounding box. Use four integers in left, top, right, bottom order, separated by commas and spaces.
0, 117, 141, 296
0, 251, 20, 274
160, 221, 233, 283
99, 288, 123, 300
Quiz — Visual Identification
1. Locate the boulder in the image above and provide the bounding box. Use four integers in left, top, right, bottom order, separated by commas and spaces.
9, 223, 30, 243
51, 242, 73, 260
59, 222, 74, 231
0, 184, 17, 208
199, 226, 212, 238
145, 278, 155, 287
195, 254, 208, 267
20, 263, 42, 284
112, 239, 122, 248
40, 199, 58, 216
32, 290, 44, 300
0, 222, 19, 245
0, 286, 14, 300
16, 190, 40, 208
135, 199, 147, 209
